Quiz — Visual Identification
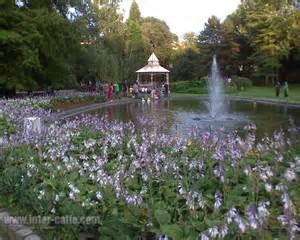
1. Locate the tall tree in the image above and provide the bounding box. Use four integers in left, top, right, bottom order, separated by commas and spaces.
124, 0, 145, 82
141, 17, 177, 67
237, 0, 294, 83
0, 2, 41, 91
198, 16, 225, 75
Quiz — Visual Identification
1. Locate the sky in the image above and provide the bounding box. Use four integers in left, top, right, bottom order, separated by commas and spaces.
119, 0, 241, 39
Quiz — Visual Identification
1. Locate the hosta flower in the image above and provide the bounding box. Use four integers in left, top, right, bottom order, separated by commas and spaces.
96, 191, 102, 200
69, 192, 75, 200
281, 192, 296, 214
219, 225, 228, 238
38, 190, 45, 200
214, 191, 222, 210
200, 233, 209, 240
208, 226, 219, 238
265, 183, 272, 192
246, 203, 258, 229
158, 234, 168, 240
275, 183, 287, 192
236, 217, 247, 233
284, 168, 296, 181
243, 168, 250, 176
227, 208, 247, 233
257, 201, 270, 224
68, 183, 80, 194
277, 215, 299, 240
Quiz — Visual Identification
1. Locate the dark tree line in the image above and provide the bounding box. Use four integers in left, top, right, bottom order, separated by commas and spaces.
0, 0, 176, 95
1, 0, 300, 96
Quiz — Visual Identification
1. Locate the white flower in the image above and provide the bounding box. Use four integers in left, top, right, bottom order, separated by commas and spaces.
69, 192, 75, 200
219, 225, 228, 238
244, 168, 249, 175
265, 183, 272, 192
38, 190, 45, 200
51, 208, 56, 214
208, 226, 218, 238
200, 233, 209, 240
96, 191, 102, 200
258, 201, 270, 224
284, 168, 296, 181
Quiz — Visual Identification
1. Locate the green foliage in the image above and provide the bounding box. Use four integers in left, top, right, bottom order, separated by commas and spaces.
241, 0, 294, 78
171, 79, 208, 94
232, 76, 253, 91
0, 125, 299, 239
172, 48, 200, 81
141, 17, 177, 65
0, 116, 17, 136
124, 1, 146, 82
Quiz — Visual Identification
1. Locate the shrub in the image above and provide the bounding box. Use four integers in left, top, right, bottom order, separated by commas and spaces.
232, 76, 253, 91
171, 79, 208, 94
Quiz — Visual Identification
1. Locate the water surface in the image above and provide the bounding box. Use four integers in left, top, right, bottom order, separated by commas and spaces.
90, 97, 300, 138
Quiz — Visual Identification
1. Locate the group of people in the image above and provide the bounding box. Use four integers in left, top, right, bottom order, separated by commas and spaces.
107, 82, 126, 102
275, 81, 289, 97
80, 79, 170, 102
130, 82, 169, 100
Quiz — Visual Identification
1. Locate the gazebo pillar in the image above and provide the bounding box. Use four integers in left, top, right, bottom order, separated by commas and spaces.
166, 73, 169, 85
137, 73, 140, 84
151, 72, 153, 86
166, 73, 170, 94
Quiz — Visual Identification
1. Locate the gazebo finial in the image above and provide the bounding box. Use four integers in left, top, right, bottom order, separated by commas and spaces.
148, 53, 160, 66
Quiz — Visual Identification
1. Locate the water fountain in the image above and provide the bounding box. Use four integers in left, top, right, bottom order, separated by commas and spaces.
189, 55, 248, 132
207, 55, 227, 118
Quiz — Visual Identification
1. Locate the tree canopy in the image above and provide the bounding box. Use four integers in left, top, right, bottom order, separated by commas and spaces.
1, 0, 300, 94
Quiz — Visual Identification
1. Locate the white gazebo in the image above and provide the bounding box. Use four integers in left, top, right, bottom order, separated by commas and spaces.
136, 53, 170, 88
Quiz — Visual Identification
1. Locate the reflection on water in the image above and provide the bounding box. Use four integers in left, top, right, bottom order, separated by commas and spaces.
90, 97, 300, 138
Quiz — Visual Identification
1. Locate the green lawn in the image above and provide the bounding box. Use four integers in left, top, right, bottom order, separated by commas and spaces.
228, 85, 300, 103
171, 84, 300, 104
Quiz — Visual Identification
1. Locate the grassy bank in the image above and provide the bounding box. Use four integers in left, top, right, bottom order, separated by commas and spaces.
227, 85, 300, 103
171, 81, 300, 103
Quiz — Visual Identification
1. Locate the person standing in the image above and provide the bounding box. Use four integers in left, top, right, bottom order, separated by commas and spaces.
275, 81, 281, 97
164, 82, 169, 97
95, 80, 100, 92
283, 81, 289, 97
88, 80, 93, 93
114, 83, 120, 99
80, 79, 84, 91
107, 82, 113, 102
133, 82, 139, 99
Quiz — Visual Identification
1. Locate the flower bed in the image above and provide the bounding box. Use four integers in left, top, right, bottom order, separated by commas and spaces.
0, 112, 299, 239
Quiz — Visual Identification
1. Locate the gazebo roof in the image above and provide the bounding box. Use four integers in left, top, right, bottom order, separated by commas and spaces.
136, 53, 170, 73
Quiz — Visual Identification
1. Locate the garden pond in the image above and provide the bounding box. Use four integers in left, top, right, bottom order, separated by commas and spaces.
89, 97, 300, 138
